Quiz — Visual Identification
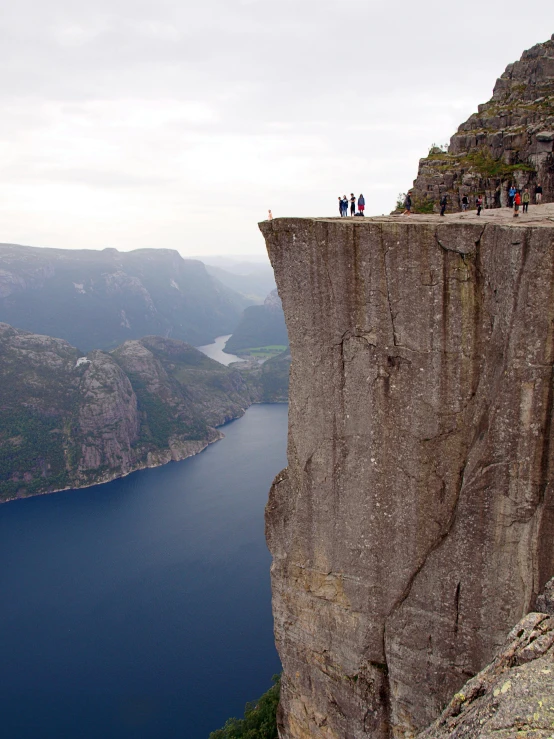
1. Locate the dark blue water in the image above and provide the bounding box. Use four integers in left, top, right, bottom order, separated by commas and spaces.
0, 404, 287, 739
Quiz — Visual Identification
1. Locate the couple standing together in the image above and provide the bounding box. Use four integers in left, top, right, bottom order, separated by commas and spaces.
339, 193, 365, 217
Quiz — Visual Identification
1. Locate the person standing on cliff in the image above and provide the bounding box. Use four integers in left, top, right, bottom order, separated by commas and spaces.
350, 194, 356, 216
440, 193, 447, 216
508, 185, 516, 208
358, 194, 365, 216
341, 195, 348, 217
536, 183, 543, 204
461, 194, 469, 212
513, 190, 521, 217
403, 193, 412, 215
476, 195, 483, 216
338, 196, 344, 217
522, 189, 530, 213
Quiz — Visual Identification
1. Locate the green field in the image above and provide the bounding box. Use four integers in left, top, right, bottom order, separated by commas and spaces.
241, 345, 288, 358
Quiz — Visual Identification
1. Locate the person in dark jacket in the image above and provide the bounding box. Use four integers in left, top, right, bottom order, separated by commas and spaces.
350, 193, 356, 216
403, 193, 412, 215
358, 194, 365, 216
440, 194, 447, 216
536, 183, 543, 204
461, 194, 469, 212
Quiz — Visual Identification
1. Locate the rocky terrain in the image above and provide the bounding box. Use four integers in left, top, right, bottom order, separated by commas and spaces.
0, 324, 259, 502
409, 34, 554, 212
224, 289, 288, 355
0, 243, 251, 351
259, 204, 554, 738
420, 580, 554, 739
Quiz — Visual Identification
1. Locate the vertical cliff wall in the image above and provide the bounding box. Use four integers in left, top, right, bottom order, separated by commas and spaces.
260, 211, 554, 738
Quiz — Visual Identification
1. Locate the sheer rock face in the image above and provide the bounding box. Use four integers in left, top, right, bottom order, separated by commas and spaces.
259, 215, 554, 739
410, 35, 554, 211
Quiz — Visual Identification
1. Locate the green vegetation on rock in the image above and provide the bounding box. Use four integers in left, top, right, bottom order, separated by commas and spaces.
208, 675, 281, 739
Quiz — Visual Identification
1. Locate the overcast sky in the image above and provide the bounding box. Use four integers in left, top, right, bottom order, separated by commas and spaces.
0, 1, 552, 258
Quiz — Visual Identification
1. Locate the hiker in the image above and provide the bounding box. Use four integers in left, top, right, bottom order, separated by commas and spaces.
476, 195, 483, 216
461, 194, 469, 212
522, 189, 530, 213
358, 193, 365, 216
350, 193, 356, 216
403, 193, 412, 215
268, 209, 273, 220
440, 193, 447, 216
513, 190, 521, 217
536, 183, 543, 204
341, 195, 349, 217
508, 185, 516, 208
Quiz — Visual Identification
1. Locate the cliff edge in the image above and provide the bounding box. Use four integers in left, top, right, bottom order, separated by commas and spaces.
260, 205, 554, 738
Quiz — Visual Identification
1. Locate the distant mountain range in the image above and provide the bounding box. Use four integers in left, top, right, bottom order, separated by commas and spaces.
0, 244, 252, 351
0, 323, 287, 502
204, 264, 276, 304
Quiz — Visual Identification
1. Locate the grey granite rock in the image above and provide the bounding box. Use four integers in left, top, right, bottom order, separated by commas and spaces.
259, 211, 554, 739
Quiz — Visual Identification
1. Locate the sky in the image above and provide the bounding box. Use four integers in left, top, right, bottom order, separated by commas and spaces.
0, 1, 552, 258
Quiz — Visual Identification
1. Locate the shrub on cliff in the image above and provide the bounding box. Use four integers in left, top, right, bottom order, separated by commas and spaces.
208, 675, 280, 739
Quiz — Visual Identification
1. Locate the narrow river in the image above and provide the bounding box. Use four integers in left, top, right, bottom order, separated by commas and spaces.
0, 404, 287, 739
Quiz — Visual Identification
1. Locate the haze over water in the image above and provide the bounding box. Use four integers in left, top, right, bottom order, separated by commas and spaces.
0, 404, 286, 739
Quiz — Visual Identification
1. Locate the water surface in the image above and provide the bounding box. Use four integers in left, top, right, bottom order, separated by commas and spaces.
0, 404, 286, 739
196, 335, 244, 366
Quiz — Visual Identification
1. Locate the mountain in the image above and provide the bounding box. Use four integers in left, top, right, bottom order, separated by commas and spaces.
409, 34, 554, 212
204, 264, 276, 303
0, 244, 251, 351
224, 289, 288, 355
0, 323, 257, 502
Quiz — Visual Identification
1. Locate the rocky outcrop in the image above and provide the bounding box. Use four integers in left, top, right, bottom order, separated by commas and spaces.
419, 579, 554, 739
259, 209, 554, 738
410, 35, 554, 212
0, 325, 257, 501
224, 288, 289, 355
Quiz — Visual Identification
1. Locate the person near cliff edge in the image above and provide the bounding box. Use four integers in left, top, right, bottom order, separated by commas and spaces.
476, 195, 483, 216
461, 194, 469, 212
522, 189, 530, 213
341, 195, 349, 217
338, 196, 344, 217
440, 193, 447, 216
536, 183, 543, 204
513, 190, 521, 217
403, 193, 412, 215
508, 185, 516, 208
358, 193, 365, 216
350, 193, 356, 216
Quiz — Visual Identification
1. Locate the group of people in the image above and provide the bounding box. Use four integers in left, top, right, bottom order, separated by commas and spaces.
507, 184, 543, 216
338, 193, 365, 217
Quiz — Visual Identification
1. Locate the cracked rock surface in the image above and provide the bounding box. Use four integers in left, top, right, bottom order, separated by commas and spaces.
259, 207, 554, 738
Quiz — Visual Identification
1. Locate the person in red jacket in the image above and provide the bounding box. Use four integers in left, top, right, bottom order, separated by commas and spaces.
513, 191, 521, 217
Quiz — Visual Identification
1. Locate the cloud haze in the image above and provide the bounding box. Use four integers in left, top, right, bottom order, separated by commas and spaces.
0, 0, 552, 256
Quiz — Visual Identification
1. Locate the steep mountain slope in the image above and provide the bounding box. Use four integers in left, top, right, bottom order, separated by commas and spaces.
224, 289, 288, 354
0, 324, 256, 501
0, 244, 251, 351
410, 34, 554, 212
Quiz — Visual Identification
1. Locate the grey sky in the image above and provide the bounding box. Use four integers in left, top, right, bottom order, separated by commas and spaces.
0, 1, 552, 257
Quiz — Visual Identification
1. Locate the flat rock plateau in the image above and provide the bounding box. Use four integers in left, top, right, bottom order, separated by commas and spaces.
260, 203, 554, 738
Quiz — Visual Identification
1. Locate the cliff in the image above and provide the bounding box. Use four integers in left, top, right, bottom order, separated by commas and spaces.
410, 35, 554, 212
0, 243, 250, 350
0, 325, 257, 501
259, 205, 554, 738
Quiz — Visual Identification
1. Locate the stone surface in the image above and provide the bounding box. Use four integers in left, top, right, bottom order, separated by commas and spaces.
259, 205, 554, 738
418, 611, 554, 738
409, 36, 554, 212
